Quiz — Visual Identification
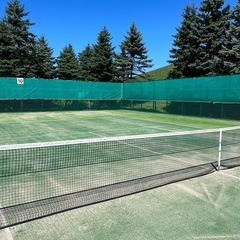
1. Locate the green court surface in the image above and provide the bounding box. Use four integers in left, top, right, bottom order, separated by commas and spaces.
0, 110, 240, 240
7, 167, 240, 240
0, 110, 239, 145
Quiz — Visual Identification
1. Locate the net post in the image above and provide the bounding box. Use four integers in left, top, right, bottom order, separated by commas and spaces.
218, 129, 223, 171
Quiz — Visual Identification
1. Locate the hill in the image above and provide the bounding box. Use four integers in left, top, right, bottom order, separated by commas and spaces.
136, 65, 174, 81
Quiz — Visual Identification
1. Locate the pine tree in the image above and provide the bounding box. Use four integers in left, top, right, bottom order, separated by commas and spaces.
78, 44, 96, 80
92, 27, 115, 82
114, 43, 131, 82
220, 0, 240, 74
34, 36, 56, 78
56, 44, 79, 80
168, 5, 202, 78
120, 22, 153, 80
0, 0, 36, 77
0, 19, 13, 76
197, 0, 231, 76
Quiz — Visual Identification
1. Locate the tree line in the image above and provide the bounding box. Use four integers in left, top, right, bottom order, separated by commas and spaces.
169, 0, 240, 78
0, 0, 153, 82
1, 0, 240, 82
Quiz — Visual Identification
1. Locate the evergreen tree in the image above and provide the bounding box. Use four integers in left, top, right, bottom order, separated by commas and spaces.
34, 36, 56, 78
220, 0, 240, 74
197, 0, 231, 76
168, 5, 202, 78
0, 19, 13, 76
119, 22, 153, 80
114, 43, 131, 82
92, 27, 115, 82
56, 44, 79, 80
78, 44, 96, 80
0, 0, 36, 77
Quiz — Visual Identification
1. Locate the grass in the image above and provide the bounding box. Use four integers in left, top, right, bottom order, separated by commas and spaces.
135, 65, 174, 81
0, 110, 240, 240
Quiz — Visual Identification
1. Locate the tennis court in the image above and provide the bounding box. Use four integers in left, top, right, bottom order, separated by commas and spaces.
0, 110, 240, 240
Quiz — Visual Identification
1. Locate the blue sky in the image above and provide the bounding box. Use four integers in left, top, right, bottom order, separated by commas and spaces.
0, 0, 237, 71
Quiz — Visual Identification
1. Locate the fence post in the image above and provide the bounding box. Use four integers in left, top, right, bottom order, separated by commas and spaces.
218, 129, 223, 171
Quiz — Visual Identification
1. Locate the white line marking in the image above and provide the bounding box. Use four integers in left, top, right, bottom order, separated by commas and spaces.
0, 205, 14, 240
48, 177, 68, 192
88, 132, 106, 138
3, 127, 239, 150
119, 141, 161, 155
219, 171, 240, 180
201, 183, 216, 208
193, 235, 240, 239
171, 183, 207, 203
165, 155, 197, 165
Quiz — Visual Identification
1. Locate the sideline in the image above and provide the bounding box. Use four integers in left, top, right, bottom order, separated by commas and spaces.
193, 235, 240, 239
0, 205, 14, 240
219, 171, 240, 180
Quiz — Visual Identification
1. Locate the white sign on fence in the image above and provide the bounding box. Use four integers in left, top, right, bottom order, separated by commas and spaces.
17, 78, 24, 84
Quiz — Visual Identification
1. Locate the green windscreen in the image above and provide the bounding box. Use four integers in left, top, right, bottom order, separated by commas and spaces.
123, 75, 240, 103
0, 78, 122, 100
1, 74, 240, 103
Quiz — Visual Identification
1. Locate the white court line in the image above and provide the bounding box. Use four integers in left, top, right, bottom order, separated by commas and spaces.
165, 154, 204, 166
90, 132, 163, 156
0, 205, 14, 240
219, 171, 240, 180
88, 134, 228, 176
107, 136, 215, 170
117, 141, 218, 178
193, 235, 240, 239
172, 156, 240, 181
119, 141, 161, 155
88, 132, 106, 138
164, 153, 218, 173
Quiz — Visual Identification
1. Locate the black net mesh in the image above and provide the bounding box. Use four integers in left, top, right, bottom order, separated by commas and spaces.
0, 127, 240, 229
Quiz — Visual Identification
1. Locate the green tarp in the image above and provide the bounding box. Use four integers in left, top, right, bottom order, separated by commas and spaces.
1, 74, 240, 103
123, 75, 240, 103
0, 78, 122, 100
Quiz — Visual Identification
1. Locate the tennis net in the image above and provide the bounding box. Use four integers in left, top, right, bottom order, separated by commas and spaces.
0, 126, 240, 229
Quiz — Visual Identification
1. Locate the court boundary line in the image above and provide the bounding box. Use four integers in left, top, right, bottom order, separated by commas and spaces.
219, 171, 240, 180
193, 234, 240, 239
0, 204, 14, 240
2, 126, 240, 150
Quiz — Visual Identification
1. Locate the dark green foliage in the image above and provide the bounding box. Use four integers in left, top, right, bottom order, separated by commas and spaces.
0, 0, 36, 77
56, 44, 80, 80
0, 20, 13, 77
78, 44, 96, 80
168, 5, 201, 78
114, 43, 131, 82
3, 0, 240, 82
1, 1, 154, 82
169, 0, 235, 78
116, 22, 153, 81
92, 27, 115, 82
34, 36, 56, 78
197, 0, 231, 76
220, 0, 240, 74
